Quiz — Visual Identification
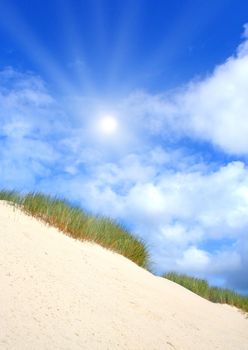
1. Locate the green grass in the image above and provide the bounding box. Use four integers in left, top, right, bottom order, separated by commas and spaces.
0, 190, 149, 269
1, 190, 247, 313
164, 272, 248, 313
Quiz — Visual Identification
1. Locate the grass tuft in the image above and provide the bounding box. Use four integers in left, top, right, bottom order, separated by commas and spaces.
0, 190, 22, 204
164, 272, 248, 313
1, 190, 247, 313
0, 190, 149, 269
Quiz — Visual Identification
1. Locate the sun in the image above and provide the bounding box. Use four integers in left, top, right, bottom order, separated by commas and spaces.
98, 115, 118, 135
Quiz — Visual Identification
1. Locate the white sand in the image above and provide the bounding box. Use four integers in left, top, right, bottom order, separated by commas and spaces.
0, 201, 247, 350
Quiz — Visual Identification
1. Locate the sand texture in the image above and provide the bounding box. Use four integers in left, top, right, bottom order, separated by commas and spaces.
0, 201, 248, 350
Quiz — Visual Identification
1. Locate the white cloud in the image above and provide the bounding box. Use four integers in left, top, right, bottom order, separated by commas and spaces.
0, 68, 65, 188
181, 24, 248, 155
117, 24, 248, 155
1, 24, 248, 292
176, 247, 210, 272
57, 159, 248, 290
181, 45, 248, 154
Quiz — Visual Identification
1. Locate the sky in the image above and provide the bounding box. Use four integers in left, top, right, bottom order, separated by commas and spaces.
0, 0, 248, 293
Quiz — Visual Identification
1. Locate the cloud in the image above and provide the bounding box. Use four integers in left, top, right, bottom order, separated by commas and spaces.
180, 34, 248, 155
176, 247, 210, 271
39, 149, 248, 291
0, 68, 65, 188
73, 160, 248, 289
118, 24, 248, 156
1, 25, 248, 292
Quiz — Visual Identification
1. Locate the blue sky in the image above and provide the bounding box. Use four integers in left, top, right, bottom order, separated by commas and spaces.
0, 0, 248, 293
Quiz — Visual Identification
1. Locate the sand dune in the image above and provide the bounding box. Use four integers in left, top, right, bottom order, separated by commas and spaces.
0, 201, 247, 350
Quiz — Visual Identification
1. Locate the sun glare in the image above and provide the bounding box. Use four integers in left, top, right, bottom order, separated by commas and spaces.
98, 115, 118, 135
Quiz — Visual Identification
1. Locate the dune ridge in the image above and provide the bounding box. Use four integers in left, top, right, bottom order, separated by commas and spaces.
1, 201, 248, 350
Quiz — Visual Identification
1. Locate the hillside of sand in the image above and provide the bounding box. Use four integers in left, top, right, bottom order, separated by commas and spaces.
1, 201, 248, 350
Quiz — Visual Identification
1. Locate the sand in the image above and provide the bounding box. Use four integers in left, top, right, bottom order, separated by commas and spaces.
0, 201, 247, 350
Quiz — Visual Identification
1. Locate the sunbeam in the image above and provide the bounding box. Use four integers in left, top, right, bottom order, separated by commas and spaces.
0, 2, 75, 96
55, 0, 96, 95
106, 0, 141, 90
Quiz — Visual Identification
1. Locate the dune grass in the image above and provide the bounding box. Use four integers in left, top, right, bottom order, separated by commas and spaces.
1, 190, 247, 312
0, 190, 149, 269
164, 272, 248, 313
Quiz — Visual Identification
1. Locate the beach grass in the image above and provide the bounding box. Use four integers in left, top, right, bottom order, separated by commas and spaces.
0, 190, 149, 269
164, 272, 248, 313
1, 190, 247, 313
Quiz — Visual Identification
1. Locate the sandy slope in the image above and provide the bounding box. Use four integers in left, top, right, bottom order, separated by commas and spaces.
0, 201, 247, 350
